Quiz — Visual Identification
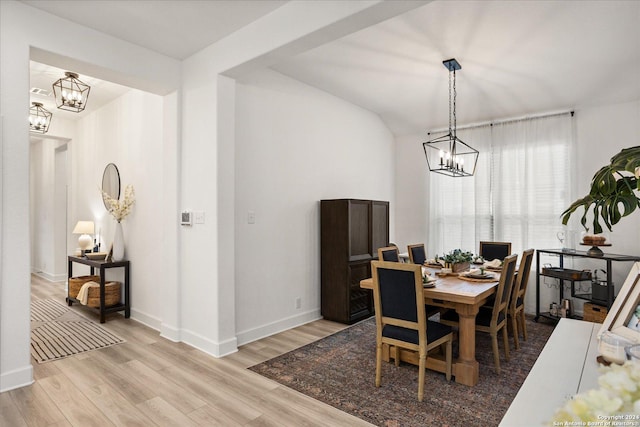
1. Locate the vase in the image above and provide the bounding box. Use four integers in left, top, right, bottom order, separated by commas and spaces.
112, 222, 125, 261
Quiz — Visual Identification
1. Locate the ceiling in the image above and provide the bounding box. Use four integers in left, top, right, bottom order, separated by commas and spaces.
25, 0, 640, 136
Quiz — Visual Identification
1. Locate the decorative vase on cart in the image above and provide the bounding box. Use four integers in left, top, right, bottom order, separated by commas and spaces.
112, 222, 125, 261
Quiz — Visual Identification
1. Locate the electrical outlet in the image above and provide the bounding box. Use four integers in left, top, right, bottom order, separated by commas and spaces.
248, 211, 256, 224
194, 211, 205, 224
295, 297, 301, 309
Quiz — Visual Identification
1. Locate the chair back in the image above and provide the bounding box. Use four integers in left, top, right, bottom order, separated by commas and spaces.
378, 246, 400, 262
510, 249, 534, 312
479, 241, 512, 261
489, 254, 518, 323
371, 261, 425, 339
407, 244, 427, 265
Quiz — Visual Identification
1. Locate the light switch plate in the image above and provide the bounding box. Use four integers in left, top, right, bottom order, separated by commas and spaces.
194, 211, 205, 224
248, 211, 256, 224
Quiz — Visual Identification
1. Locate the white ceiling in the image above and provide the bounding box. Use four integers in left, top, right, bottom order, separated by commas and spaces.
29, 61, 131, 121
21, 0, 287, 60
25, 0, 640, 136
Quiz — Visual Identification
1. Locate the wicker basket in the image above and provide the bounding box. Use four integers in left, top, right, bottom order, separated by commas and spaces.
583, 302, 608, 323
86, 281, 121, 308
68, 275, 101, 298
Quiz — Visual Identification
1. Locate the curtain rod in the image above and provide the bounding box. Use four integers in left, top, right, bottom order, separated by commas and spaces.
427, 110, 574, 135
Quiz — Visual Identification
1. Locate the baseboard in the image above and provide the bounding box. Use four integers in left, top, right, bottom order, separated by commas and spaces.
160, 322, 181, 342
181, 328, 238, 358
32, 269, 66, 283
0, 364, 33, 393
236, 308, 322, 346
130, 307, 162, 331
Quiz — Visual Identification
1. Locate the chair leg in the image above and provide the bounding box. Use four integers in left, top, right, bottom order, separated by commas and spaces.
375, 342, 382, 387
520, 311, 528, 341
502, 326, 510, 362
445, 339, 452, 382
512, 315, 520, 350
418, 352, 426, 402
491, 332, 501, 374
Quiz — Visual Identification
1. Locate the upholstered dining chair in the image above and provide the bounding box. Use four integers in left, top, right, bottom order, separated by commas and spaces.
440, 253, 518, 374
371, 261, 453, 401
479, 241, 512, 261
407, 243, 427, 265
509, 249, 535, 350
378, 246, 400, 262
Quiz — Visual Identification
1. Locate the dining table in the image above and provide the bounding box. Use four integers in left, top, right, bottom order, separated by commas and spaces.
360, 265, 500, 386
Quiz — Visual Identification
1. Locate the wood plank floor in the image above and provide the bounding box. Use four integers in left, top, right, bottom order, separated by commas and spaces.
1, 275, 374, 427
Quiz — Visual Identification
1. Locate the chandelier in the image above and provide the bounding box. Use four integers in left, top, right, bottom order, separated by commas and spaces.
423, 58, 478, 177
29, 102, 52, 134
52, 71, 90, 113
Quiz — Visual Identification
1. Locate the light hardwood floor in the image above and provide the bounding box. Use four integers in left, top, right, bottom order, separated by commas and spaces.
1, 275, 374, 427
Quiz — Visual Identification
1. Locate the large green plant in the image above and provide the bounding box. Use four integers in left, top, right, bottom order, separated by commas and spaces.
561, 146, 640, 233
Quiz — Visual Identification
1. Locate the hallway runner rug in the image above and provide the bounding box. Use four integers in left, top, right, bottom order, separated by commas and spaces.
30, 299, 125, 363
250, 316, 554, 427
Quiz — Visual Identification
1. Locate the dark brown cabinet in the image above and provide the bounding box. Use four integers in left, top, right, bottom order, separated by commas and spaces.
320, 199, 389, 323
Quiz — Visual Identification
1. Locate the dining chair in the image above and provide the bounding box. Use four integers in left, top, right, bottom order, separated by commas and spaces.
371, 261, 453, 401
479, 241, 512, 261
407, 243, 427, 265
509, 249, 534, 350
440, 253, 518, 374
378, 246, 400, 262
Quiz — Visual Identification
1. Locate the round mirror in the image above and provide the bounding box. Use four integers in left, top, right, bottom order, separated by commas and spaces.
101, 163, 121, 209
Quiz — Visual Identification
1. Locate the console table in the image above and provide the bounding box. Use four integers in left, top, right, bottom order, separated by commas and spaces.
500, 318, 600, 426
67, 256, 130, 323
535, 249, 640, 323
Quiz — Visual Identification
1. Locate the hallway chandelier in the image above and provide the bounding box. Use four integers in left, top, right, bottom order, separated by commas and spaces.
52, 71, 90, 113
29, 102, 52, 134
423, 58, 478, 177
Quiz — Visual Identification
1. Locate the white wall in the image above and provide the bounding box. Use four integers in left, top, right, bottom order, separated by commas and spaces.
30, 137, 69, 282
234, 69, 395, 344
394, 99, 640, 317
71, 90, 166, 327
2, 0, 414, 391
0, 0, 180, 392
395, 133, 430, 250
565, 99, 640, 315
179, 1, 420, 357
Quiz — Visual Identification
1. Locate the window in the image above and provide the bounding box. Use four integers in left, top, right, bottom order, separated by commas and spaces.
427, 113, 573, 257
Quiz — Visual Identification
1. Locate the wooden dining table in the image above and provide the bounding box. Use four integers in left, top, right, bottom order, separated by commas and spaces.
360, 266, 499, 386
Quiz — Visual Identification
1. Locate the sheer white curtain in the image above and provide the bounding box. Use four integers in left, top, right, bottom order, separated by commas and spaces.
427, 125, 492, 257
428, 113, 573, 257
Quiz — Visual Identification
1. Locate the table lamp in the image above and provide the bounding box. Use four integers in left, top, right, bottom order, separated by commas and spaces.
72, 220, 94, 253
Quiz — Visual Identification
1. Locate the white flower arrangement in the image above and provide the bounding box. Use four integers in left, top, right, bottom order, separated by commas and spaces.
101, 184, 135, 223
549, 361, 640, 424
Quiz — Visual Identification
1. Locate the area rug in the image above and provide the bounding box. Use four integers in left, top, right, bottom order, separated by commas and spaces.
250, 316, 554, 427
30, 299, 125, 363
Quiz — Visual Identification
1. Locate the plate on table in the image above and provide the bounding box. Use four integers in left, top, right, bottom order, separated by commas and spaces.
466, 272, 494, 280
424, 263, 443, 269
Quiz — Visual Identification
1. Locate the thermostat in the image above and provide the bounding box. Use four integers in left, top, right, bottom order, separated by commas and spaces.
181, 211, 192, 226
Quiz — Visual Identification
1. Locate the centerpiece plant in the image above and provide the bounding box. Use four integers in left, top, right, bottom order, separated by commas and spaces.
436, 249, 474, 273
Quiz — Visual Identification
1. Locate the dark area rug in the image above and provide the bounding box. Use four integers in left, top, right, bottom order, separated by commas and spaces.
250, 316, 554, 427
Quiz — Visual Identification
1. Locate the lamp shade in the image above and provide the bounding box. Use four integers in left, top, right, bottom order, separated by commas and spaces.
72, 221, 95, 235
72, 221, 94, 252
